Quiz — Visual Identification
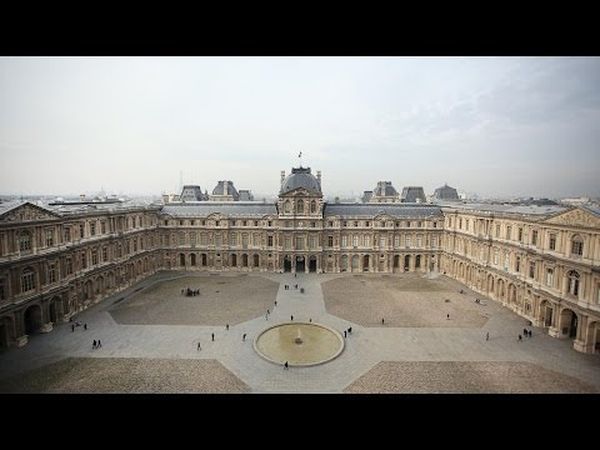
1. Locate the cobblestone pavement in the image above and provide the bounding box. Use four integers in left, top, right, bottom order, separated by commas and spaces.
1, 271, 599, 393
0, 357, 250, 393
344, 361, 598, 393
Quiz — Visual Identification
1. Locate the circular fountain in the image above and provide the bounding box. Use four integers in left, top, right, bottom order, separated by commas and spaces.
254, 322, 345, 367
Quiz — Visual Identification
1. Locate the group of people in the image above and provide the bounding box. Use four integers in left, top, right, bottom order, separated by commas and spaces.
343, 327, 353, 338
71, 321, 87, 332
182, 287, 200, 297
284, 284, 300, 290
518, 328, 533, 341
92, 339, 102, 349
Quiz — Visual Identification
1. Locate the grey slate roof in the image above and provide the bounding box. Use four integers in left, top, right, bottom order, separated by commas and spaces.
161, 202, 277, 217
433, 184, 459, 200
280, 167, 321, 195
400, 186, 427, 203
0, 200, 29, 216
324, 203, 443, 218
212, 181, 239, 199
373, 181, 398, 197
438, 202, 568, 216
581, 204, 600, 217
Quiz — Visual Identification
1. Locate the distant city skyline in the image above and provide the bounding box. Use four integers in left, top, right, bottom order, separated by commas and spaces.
1, 57, 599, 198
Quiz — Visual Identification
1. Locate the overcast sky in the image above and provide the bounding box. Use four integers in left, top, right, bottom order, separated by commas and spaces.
1, 57, 599, 199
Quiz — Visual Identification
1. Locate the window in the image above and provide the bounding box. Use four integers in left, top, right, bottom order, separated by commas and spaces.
215, 234, 222, 247
495, 224, 500, 237
418, 221, 422, 228
515, 256, 520, 273
268, 236, 274, 247
531, 230, 538, 246
45, 229, 54, 247
311, 222, 316, 228
64, 227, 71, 242
0, 279, 4, 301
504, 253, 509, 270
405, 236, 411, 248
309, 236, 316, 249
546, 268, 554, 287
328, 236, 333, 247
354, 221, 358, 227
310, 201, 317, 213
506, 226, 511, 240
380, 236, 386, 248
568, 271, 580, 296
101, 222, 106, 234
102, 247, 108, 261
394, 235, 400, 247
91, 249, 98, 266
406, 221, 411, 228
242, 233, 248, 247
66, 258, 73, 275
366, 221, 370, 227
80, 223, 85, 239
353, 235, 359, 247
518, 228, 523, 242
459, 218, 462, 229
215, 221, 220, 227
432, 236, 438, 248
549, 234, 556, 251
433, 222, 437, 228
21, 268, 35, 293
48, 263, 57, 284
81, 252, 87, 269
493, 250, 499, 265
243, 221, 247, 226
201, 234, 207, 245
284, 201, 291, 213
365, 235, 370, 247
297, 200, 304, 214
268, 221, 272, 227
341, 236, 347, 247
190, 233, 196, 246
416, 235, 422, 247
529, 261, 535, 279
285, 236, 291, 250
90, 222, 96, 236
296, 236, 304, 250
133, 239, 137, 252
117, 244, 122, 258
230, 233, 237, 246
571, 236, 583, 257
19, 231, 32, 252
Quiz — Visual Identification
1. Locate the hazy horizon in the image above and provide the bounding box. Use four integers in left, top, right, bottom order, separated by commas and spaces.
1, 57, 599, 199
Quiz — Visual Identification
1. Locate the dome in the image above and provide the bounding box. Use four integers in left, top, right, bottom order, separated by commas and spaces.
280, 167, 321, 195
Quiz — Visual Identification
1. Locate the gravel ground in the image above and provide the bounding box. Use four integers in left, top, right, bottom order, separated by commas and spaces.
344, 361, 598, 393
110, 274, 279, 325
0, 357, 251, 393
322, 274, 488, 328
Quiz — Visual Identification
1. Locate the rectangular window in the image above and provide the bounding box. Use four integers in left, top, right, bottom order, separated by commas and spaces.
493, 250, 499, 265
531, 230, 538, 246
48, 263, 57, 284
515, 256, 520, 273
405, 236, 411, 248
230, 233, 237, 246
45, 229, 54, 247
201, 234, 207, 245
179, 233, 185, 245
285, 236, 291, 250
518, 228, 523, 242
66, 258, 73, 275
0, 280, 4, 301
572, 240, 583, 256
529, 262, 535, 279
506, 226, 511, 240
64, 227, 71, 242
432, 237, 437, 248
328, 236, 333, 247
549, 234, 556, 251
296, 236, 304, 250
268, 235, 274, 247
215, 234, 222, 247
380, 236, 386, 248
190, 233, 196, 246
341, 236, 347, 247
91, 250, 98, 266
309, 236, 316, 249
21, 272, 35, 293
546, 268, 554, 287
81, 252, 87, 269
495, 224, 500, 237
101, 222, 106, 234
80, 224, 85, 239
90, 222, 96, 236
353, 235, 359, 247
416, 235, 422, 247
394, 235, 400, 247
242, 233, 248, 247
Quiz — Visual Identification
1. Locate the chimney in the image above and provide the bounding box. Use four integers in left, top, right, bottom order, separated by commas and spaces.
316, 171, 321, 185
280, 171, 285, 186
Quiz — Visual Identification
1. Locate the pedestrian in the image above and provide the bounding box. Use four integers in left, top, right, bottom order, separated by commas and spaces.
523, 328, 527, 336
211, 333, 215, 341
243, 333, 247, 342
226, 324, 229, 331
518, 334, 522, 341
84, 323, 87, 331
181, 288, 184, 295
447, 314, 450, 320
528, 330, 532, 338
348, 327, 352, 334
71, 324, 75, 332
381, 318, 385, 325
344, 330, 347, 338
274, 300, 278, 307
291, 315, 294, 321
309, 318, 312, 323
295, 284, 298, 289
295, 273, 297, 278
486, 332, 489, 341
98, 340, 102, 348
197, 342, 201, 351
284, 361, 289, 370
267, 309, 270, 315
93, 339, 96, 349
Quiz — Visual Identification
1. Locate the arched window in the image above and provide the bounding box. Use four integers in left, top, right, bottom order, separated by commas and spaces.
284, 200, 291, 213
21, 267, 35, 293
297, 200, 304, 214
19, 230, 32, 252
568, 270, 580, 296
310, 200, 317, 213
571, 235, 584, 257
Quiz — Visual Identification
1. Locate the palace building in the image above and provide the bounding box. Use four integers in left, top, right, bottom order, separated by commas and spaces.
1, 166, 599, 355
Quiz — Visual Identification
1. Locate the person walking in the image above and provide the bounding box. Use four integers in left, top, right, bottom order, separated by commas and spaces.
446, 314, 450, 320
242, 333, 247, 342
71, 324, 75, 332
284, 361, 289, 370
344, 330, 347, 338
84, 323, 87, 331
226, 324, 229, 331
197, 341, 201, 351
381, 318, 385, 325
93, 339, 97, 349
291, 315, 294, 321
309, 318, 312, 323
274, 300, 278, 307
267, 309, 270, 315
523, 328, 527, 336
211, 333, 215, 342
518, 334, 522, 342
486, 332, 489, 341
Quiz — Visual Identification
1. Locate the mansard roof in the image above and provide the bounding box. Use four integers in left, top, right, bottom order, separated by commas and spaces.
161, 202, 277, 218
324, 203, 443, 218
280, 167, 321, 195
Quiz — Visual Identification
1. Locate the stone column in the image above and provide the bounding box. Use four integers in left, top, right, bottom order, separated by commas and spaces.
573, 315, 588, 353
14, 310, 28, 347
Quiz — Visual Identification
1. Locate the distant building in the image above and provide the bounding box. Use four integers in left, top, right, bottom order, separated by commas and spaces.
238, 190, 254, 201
180, 185, 207, 202
432, 184, 460, 202
210, 181, 240, 202
370, 181, 400, 203
362, 191, 373, 203
400, 186, 427, 203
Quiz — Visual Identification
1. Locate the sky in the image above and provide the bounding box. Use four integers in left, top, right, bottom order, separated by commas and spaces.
1, 57, 599, 199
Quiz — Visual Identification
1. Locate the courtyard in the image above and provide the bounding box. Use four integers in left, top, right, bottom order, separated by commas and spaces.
0, 271, 599, 393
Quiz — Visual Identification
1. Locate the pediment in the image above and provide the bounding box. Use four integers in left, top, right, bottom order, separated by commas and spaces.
280, 188, 319, 198
0, 202, 60, 223
543, 207, 600, 229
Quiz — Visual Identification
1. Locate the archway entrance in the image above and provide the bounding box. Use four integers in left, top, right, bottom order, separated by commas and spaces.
393, 255, 400, 271
363, 255, 370, 272
49, 297, 61, 323
231, 254, 237, 268
191, 254, 197, 266
24, 305, 42, 335
309, 256, 317, 273
253, 254, 260, 268
179, 253, 186, 267
560, 309, 578, 339
404, 255, 411, 272
341, 255, 348, 272
415, 255, 421, 270
351, 255, 359, 272
296, 256, 306, 273
284, 256, 292, 272
0, 317, 14, 349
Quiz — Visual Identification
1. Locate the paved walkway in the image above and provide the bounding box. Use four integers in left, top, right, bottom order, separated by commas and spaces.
1, 271, 599, 393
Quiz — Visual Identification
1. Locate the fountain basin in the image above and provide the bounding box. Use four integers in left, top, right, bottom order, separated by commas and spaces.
254, 322, 345, 367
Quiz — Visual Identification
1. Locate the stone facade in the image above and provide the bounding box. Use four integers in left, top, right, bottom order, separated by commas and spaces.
1, 167, 599, 355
